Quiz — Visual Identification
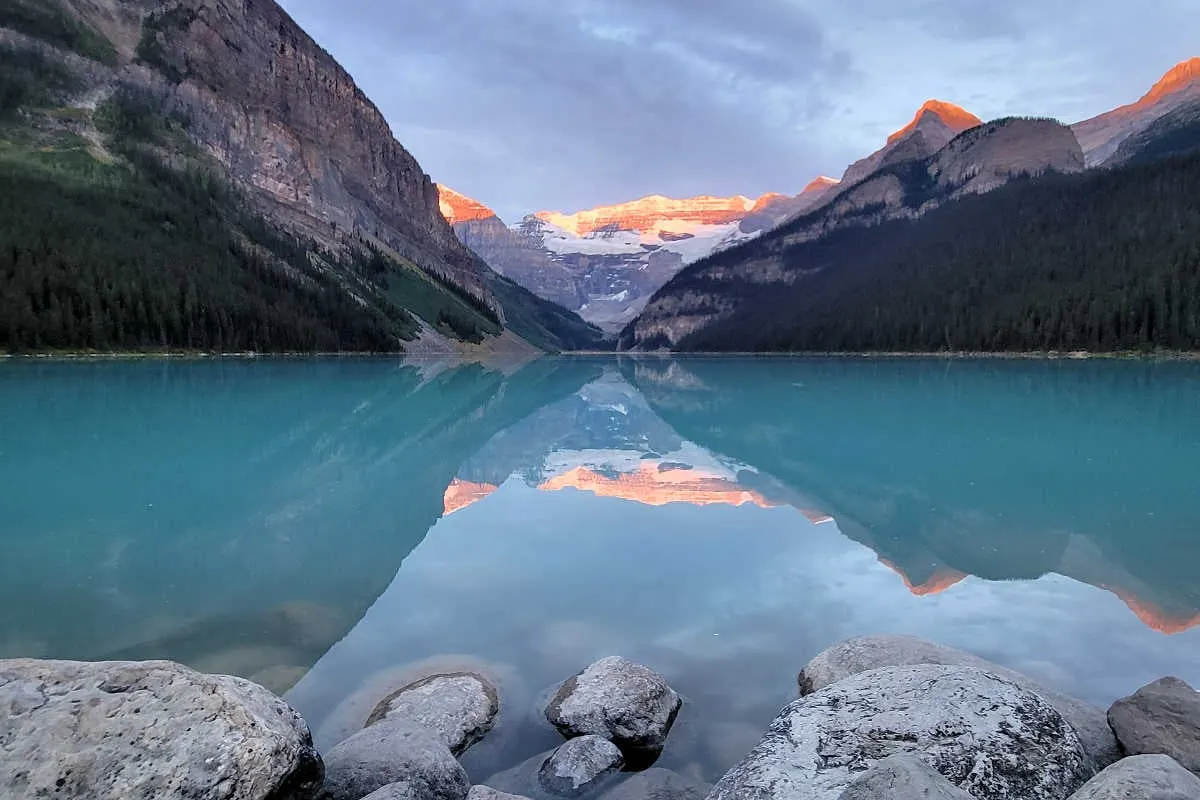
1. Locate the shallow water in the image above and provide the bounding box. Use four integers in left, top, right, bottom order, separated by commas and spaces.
3, 356, 1200, 784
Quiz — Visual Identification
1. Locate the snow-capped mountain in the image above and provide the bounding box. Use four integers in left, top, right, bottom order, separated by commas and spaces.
437, 187, 823, 332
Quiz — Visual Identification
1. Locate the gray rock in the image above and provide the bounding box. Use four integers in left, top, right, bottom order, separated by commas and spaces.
0, 658, 322, 800
366, 672, 499, 756
1067, 754, 1200, 799
709, 664, 1091, 800
799, 634, 1121, 770
598, 767, 711, 800
320, 721, 468, 800
837, 754, 974, 800
467, 787, 532, 800
546, 657, 681, 762
1108, 677, 1200, 775
538, 735, 625, 797
360, 784, 422, 800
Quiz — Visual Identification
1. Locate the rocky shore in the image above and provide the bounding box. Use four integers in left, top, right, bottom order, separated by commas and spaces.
3, 636, 1199, 799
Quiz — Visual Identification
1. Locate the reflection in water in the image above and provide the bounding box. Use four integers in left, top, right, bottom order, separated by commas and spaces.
625, 357, 1200, 635
4, 356, 1200, 781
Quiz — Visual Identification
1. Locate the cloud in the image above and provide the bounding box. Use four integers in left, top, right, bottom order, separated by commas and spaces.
277, 0, 1200, 221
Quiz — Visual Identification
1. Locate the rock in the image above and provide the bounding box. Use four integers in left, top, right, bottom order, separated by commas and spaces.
365, 672, 499, 756
1066, 754, 1200, 799
320, 721, 468, 800
598, 767, 711, 800
709, 665, 1091, 800
799, 634, 1121, 770
538, 735, 624, 798
467, 787, 531, 800
1108, 677, 1200, 774
0, 658, 323, 800
837, 754, 974, 800
360, 784, 422, 800
546, 656, 681, 763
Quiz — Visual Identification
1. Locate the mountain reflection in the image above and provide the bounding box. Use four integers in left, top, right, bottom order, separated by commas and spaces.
622, 357, 1200, 636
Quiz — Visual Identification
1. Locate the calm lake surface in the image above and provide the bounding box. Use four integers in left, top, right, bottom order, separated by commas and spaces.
3, 356, 1200, 782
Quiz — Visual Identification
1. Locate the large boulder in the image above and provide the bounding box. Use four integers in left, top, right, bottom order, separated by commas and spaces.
598, 767, 711, 800
365, 672, 499, 756
0, 658, 322, 800
320, 721, 468, 800
838, 754, 974, 800
1066, 754, 1200, 799
799, 634, 1120, 770
1108, 677, 1200, 775
709, 664, 1091, 800
538, 735, 625, 797
546, 656, 681, 763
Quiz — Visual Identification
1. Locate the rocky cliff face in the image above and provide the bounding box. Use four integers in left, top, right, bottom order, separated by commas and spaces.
68, 0, 499, 311
1073, 58, 1200, 166
438, 189, 585, 311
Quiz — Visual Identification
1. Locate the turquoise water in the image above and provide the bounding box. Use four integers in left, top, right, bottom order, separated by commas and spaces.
3, 356, 1200, 782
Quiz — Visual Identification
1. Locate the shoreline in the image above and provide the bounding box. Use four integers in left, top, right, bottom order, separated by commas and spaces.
6, 349, 1200, 362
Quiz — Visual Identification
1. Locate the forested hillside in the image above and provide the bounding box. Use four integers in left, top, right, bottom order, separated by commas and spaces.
623, 148, 1200, 353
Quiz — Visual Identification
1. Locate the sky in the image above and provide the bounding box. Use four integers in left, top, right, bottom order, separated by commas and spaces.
276, 0, 1199, 222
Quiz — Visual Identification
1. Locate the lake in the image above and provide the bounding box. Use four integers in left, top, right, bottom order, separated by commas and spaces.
3, 355, 1200, 784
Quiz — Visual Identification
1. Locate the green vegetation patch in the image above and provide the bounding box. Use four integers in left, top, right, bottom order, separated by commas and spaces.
0, 0, 117, 64
0, 44, 79, 118
0, 89, 417, 354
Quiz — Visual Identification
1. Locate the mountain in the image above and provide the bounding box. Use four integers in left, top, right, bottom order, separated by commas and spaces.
840, 100, 983, 188
1073, 58, 1200, 166
0, 0, 601, 353
439, 188, 838, 333
622, 139, 1200, 353
623, 111, 1090, 350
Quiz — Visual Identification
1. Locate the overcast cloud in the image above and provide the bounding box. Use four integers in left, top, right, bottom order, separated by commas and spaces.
277, 0, 1199, 221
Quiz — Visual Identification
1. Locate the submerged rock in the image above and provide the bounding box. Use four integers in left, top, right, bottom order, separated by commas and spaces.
0, 658, 323, 800
709, 664, 1091, 800
1066, 754, 1200, 799
467, 787, 531, 800
366, 672, 499, 756
837, 754, 974, 800
320, 721, 468, 800
597, 767, 711, 800
1108, 677, 1200, 774
546, 656, 681, 762
799, 634, 1120, 770
360, 784, 423, 800
538, 735, 625, 797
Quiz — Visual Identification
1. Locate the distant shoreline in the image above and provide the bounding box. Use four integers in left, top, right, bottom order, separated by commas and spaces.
5, 349, 1200, 362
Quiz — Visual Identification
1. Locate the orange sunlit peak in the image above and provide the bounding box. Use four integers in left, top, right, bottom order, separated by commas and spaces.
802, 176, 841, 194
443, 478, 500, 515
1102, 584, 1200, 635
534, 194, 760, 236
537, 463, 777, 508
878, 556, 968, 596
1136, 57, 1200, 108
436, 185, 496, 224
887, 99, 982, 144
